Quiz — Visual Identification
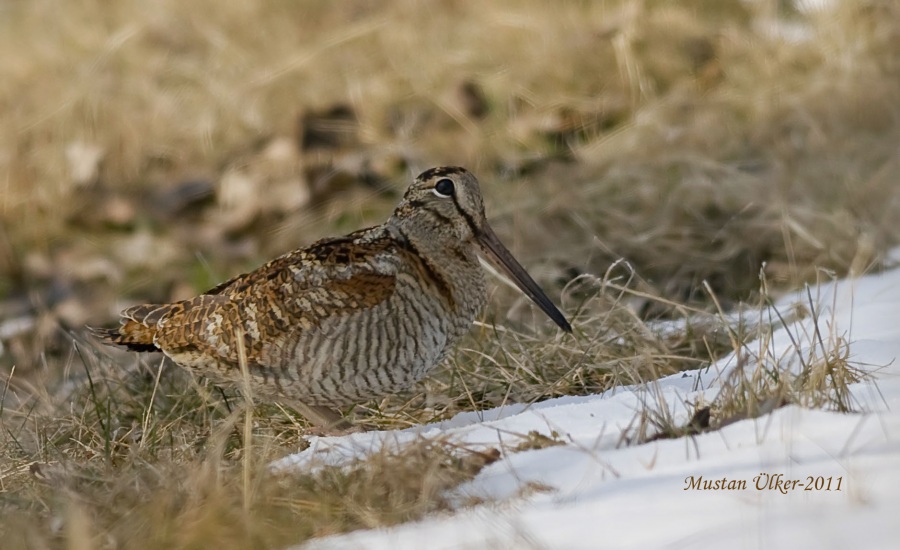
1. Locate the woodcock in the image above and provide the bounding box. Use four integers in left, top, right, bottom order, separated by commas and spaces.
91, 167, 571, 428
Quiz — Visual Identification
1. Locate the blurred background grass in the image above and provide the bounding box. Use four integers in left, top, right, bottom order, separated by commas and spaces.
1, 0, 899, 547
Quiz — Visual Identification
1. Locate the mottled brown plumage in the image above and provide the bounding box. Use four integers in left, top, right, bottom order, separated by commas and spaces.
91, 167, 571, 429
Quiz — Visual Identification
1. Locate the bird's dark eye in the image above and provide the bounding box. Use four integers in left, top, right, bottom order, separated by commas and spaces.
433, 178, 455, 198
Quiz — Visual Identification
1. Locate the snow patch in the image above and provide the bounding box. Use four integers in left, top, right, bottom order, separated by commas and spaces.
283, 263, 900, 549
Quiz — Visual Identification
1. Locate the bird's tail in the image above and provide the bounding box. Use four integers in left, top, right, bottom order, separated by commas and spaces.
88, 303, 170, 353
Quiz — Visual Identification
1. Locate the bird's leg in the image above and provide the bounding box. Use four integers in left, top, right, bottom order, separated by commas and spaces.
290, 402, 359, 435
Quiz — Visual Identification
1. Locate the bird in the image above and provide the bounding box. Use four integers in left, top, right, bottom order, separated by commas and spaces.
90, 167, 571, 429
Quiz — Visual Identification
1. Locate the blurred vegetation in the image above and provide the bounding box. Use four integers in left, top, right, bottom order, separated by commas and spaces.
1, 0, 899, 548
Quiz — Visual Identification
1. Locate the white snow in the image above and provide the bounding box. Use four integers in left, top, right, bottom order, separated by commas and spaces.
281, 265, 900, 550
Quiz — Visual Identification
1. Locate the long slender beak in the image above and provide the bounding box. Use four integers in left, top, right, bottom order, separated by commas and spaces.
476, 223, 572, 332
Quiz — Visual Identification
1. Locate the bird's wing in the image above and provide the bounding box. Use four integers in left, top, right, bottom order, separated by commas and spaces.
152, 230, 400, 367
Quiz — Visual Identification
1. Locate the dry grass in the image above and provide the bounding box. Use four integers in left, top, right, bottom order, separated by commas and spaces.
3, 430, 495, 548
710, 272, 869, 424
0, 343, 501, 548
2, 0, 900, 548
626, 270, 871, 444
